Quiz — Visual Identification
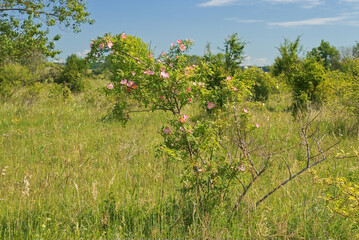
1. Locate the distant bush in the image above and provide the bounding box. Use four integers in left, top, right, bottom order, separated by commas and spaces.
239, 67, 276, 102
56, 54, 88, 92
0, 63, 34, 100
291, 58, 329, 112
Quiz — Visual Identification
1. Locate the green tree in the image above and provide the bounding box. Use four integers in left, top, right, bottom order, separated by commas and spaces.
0, 0, 94, 64
56, 54, 87, 92
223, 33, 246, 74
308, 40, 340, 70
272, 36, 302, 82
352, 42, 359, 59
292, 57, 328, 111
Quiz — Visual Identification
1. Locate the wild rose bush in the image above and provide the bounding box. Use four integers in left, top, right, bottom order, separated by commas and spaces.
87, 33, 326, 219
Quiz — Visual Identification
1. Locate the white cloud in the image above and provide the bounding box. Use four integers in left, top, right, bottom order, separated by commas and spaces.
225, 17, 264, 23
197, 0, 239, 7
198, 0, 324, 8
268, 16, 350, 27
76, 49, 90, 58
243, 56, 271, 66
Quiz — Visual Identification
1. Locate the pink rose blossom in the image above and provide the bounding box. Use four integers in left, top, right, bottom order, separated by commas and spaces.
188, 98, 193, 103
127, 81, 134, 87
99, 42, 105, 50
186, 88, 191, 92
238, 165, 246, 172
160, 71, 169, 78
226, 76, 232, 80
159, 96, 164, 100
149, 54, 153, 58
207, 102, 215, 109
121, 33, 127, 39
132, 71, 136, 76
233, 87, 238, 91
179, 44, 186, 52
107, 41, 113, 49
244, 108, 248, 113
164, 127, 171, 135
177, 39, 182, 44
256, 123, 260, 128
120, 79, 127, 85
107, 83, 114, 90
180, 114, 189, 123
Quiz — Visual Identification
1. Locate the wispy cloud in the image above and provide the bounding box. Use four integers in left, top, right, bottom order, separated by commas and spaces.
268, 16, 350, 27
76, 49, 90, 58
243, 56, 271, 66
225, 17, 264, 23
264, 0, 324, 8
197, 0, 240, 7
198, 0, 324, 8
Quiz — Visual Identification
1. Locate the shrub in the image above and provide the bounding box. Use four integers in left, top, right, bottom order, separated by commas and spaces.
239, 67, 276, 102
56, 54, 88, 92
0, 63, 33, 100
292, 58, 329, 111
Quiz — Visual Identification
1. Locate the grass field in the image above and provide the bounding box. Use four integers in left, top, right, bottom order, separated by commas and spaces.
0, 82, 358, 239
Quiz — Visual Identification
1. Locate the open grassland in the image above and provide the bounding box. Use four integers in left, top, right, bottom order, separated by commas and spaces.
0, 88, 358, 239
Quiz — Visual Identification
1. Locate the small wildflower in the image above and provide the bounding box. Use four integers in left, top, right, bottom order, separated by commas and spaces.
186, 88, 191, 92
131, 84, 137, 89
132, 71, 136, 76
256, 123, 260, 128
127, 81, 134, 87
164, 127, 171, 135
120, 79, 127, 85
149, 54, 153, 58
177, 39, 182, 44
121, 33, 127, 39
159, 96, 164, 100
233, 86, 238, 91
238, 165, 246, 172
107, 83, 114, 89
207, 102, 215, 109
99, 42, 105, 50
244, 108, 248, 113
180, 114, 189, 123
160, 71, 169, 78
107, 40, 113, 49
226, 76, 232, 80
179, 44, 186, 52
188, 98, 193, 103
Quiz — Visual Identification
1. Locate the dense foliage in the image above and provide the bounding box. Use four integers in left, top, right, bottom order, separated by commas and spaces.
0, 0, 93, 64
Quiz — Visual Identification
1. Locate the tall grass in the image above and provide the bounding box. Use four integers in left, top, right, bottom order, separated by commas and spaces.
0, 87, 358, 239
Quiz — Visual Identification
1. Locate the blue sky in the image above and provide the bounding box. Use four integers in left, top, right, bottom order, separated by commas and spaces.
52, 0, 359, 66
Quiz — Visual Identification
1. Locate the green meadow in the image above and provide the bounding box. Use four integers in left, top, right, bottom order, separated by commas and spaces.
0, 81, 358, 239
